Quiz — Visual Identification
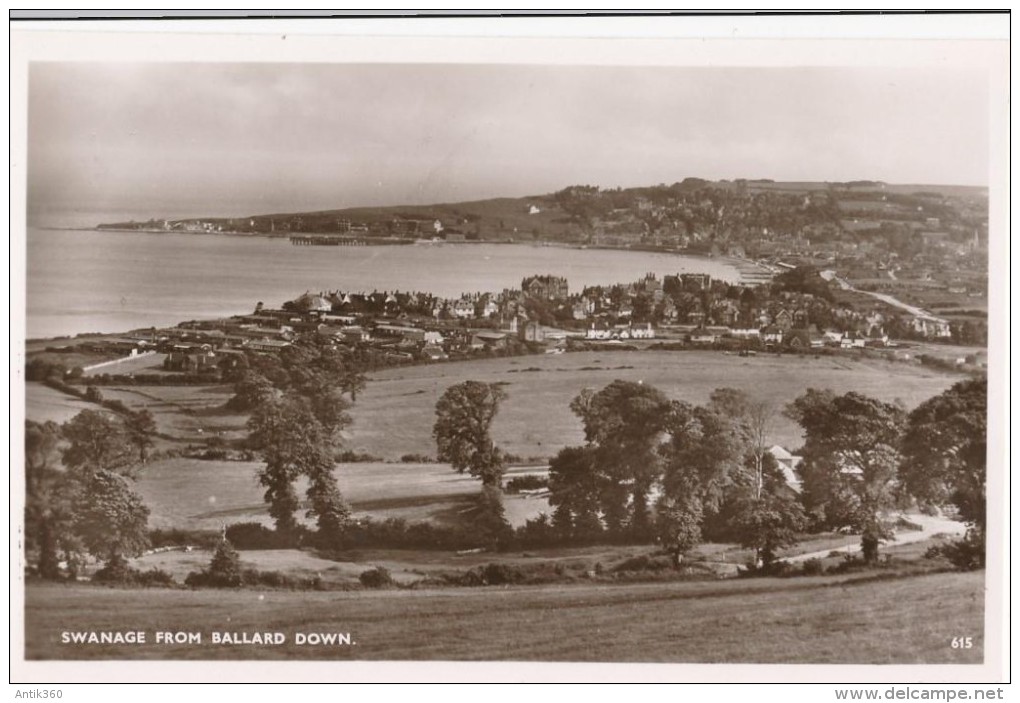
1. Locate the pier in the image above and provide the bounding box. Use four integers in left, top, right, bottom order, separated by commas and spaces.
290, 236, 367, 246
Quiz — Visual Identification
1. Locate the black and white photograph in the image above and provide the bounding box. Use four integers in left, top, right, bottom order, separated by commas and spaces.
10, 13, 1010, 686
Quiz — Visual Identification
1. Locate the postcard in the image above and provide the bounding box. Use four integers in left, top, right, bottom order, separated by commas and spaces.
9, 13, 1009, 685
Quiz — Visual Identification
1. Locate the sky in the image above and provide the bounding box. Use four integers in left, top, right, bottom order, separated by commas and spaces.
27, 63, 990, 226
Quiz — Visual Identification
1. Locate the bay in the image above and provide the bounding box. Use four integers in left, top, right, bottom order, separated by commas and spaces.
25, 228, 742, 340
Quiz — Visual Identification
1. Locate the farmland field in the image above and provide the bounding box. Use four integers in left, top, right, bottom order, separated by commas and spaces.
24, 382, 103, 425
23, 570, 984, 662
26, 350, 966, 461
26, 349, 967, 533
347, 350, 965, 460
134, 458, 550, 530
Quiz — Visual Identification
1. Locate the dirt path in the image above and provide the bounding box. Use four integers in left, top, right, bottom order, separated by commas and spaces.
784, 513, 967, 563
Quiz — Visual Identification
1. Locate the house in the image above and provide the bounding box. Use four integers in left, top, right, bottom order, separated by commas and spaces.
522, 321, 546, 343
628, 323, 656, 340
572, 296, 596, 320
761, 325, 784, 345
784, 328, 824, 349
421, 344, 448, 361
912, 314, 951, 339
768, 445, 802, 492
822, 329, 844, 345
680, 273, 712, 291
480, 299, 499, 318
773, 309, 794, 331
840, 332, 866, 349
164, 349, 217, 372
863, 325, 889, 347
521, 275, 569, 301
712, 300, 741, 326
730, 328, 761, 339
244, 339, 292, 353
661, 299, 679, 322
452, 299, 476, 319
292, 292, 333, 313
470, 331, 507, 351
423, 330, 445, 345
689, 326, 718, 345
340, 326, 370, 344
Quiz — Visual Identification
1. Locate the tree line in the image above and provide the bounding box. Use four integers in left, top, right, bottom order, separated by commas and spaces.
432, 376, 987, 571
24, 337, 985, 579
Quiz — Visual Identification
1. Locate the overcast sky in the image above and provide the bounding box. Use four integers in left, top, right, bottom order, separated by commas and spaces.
27, 63, 989, 225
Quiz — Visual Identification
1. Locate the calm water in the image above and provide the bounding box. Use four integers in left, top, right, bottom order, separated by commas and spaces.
25, 228, 741, 339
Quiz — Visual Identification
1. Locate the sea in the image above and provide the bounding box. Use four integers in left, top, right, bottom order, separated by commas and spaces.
24, 228, 744, 340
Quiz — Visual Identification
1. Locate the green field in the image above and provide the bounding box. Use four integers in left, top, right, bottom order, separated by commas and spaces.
26, 349, 965, 533
25, 382, 104, 425
26, 350, 965, 462
134, 458, 549, 530
348, 350, 963, 460
23, 570, 984, 662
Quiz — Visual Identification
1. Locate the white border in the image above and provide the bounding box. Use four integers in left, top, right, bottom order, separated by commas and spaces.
8, 14, 1010, 686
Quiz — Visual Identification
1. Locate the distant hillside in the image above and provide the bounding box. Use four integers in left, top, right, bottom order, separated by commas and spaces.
97, 179, 988, 255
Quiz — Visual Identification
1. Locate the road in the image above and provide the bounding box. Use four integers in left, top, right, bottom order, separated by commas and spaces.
783, 513, 967, 563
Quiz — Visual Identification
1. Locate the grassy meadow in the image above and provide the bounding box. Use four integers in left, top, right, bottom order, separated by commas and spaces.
348, 350, 963, 460
24, 570, 984, 662
26, 349, 966, 533
133, 458, 550, 530
20, 348, 985, 666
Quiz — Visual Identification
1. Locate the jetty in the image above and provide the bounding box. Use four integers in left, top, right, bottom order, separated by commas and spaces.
290, 236, 366, 246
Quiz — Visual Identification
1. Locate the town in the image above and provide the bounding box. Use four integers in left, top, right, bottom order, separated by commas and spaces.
32, 262, 987, 389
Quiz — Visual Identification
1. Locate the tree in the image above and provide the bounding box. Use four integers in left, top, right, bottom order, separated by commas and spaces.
547, 445, 603, 539
72, 470, 150, 563
570, 380, 672, 535
900, 378, 987, 561
207, 537, 243, 586
41, 411, 151, 572
787, 390, 906, 562
655, 497, 703, 567
247, 394, 350, 540
708, 389, 775, 500
124, 409, 157, 463
25, 421, 69, 578
433, 381, 508, 487
61, 410, 136, 477
228, 370, 277, 411
657, 400, 745, 556
727, 456, 807, 569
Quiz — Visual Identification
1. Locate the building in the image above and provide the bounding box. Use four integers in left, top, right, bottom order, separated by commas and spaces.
768, 445, 802, 492
244, 339, 292, 353
521, 275, 569, 301
912, 314, 952, 339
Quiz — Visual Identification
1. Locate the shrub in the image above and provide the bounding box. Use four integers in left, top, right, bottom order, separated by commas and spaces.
135, 568, 176, 587
800, 558, 825, 576
399, 453, 435, 463
84, 386, 104, 403
224, 522, 298, 549
940, 531, 985, 571
504, 475, 549, 494
612, 553, 673, 573
148, 528, 220, 550
92, 554, 136, 583
454, 562, 525, 586
93, 555, 175, 586
206, 539, 243, 586
337, 450, 384, 463
359, 566, 395, 589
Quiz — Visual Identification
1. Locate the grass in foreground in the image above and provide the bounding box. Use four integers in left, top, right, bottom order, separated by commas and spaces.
24, 569, 984, 663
